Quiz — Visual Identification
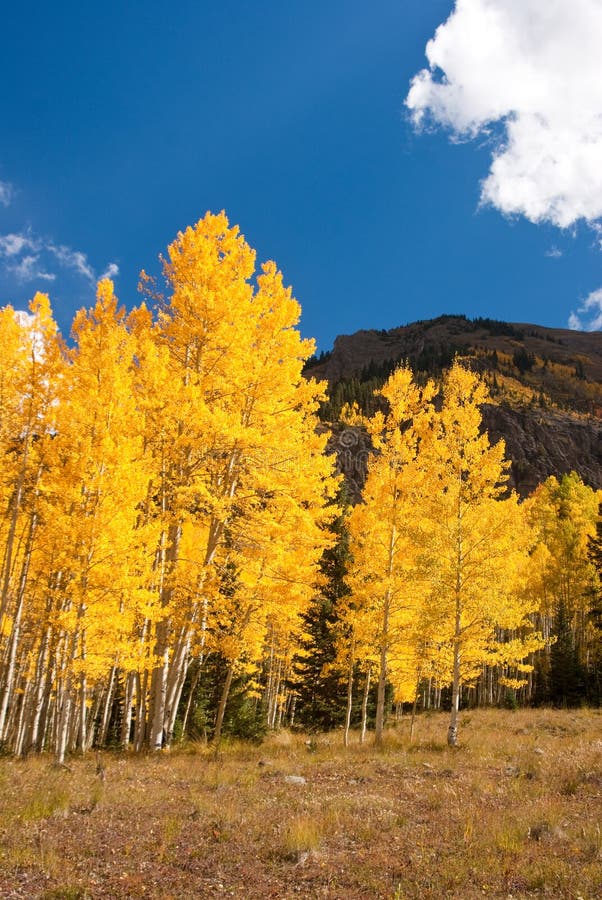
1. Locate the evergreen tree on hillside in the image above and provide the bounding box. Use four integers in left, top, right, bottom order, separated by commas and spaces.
550, 599, 585, 707
292, 503, 352, 731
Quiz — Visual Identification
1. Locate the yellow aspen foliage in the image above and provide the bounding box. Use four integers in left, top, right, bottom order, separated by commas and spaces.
0, 294, 64, 746
135, 212, 339, 748
344, 367, 436, 745
421, 362, 543, 745
41, 280, 156, 758
524, 473, 601, 689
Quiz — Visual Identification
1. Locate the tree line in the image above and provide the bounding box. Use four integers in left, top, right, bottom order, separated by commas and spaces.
0, 212, 600, 758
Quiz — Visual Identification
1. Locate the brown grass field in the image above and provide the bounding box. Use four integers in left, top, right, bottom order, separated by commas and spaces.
1, 708, 601, 899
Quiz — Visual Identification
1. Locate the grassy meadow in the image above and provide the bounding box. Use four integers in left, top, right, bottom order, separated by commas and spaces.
1, 708, 601, 899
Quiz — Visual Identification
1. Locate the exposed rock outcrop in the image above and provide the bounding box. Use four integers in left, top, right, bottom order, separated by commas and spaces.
312, 315, 602, 498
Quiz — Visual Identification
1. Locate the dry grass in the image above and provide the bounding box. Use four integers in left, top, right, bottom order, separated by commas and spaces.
1, 709, 601, 898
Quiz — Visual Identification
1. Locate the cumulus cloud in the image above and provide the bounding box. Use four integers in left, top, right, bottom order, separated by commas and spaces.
406, 0, 602, 230
545, 247, 562, 259
569, 288, 602, 331
0, 180, 13, 207
0, 228, 118, 288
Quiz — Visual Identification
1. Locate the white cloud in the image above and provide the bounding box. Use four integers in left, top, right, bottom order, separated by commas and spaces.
0, 232, 38, 257
8, 255, 56, 283
569, 288, 602, 331
100, 262, 119, 281
545, 247, 562, 259
0, 228, 118, 288
47, 243, 95, 282
406, 0, 602, 230
0, 180, 13, 207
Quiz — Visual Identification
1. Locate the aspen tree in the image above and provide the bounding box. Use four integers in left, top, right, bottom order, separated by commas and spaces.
423, 363, 541, 746
0, 295, 63, 747
43, 281, 153, 761
136, 213, 338, 748
344, 368, 435, 746
525, 473, 601, 703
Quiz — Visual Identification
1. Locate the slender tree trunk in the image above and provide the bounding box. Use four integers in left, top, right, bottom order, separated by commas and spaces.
180, 658, 204, 739
13, 676, 31, 756
376, 523, 396, 747
344, 655, 354, 748
448, 621, 462, 747
24, 625, 52, 753
448, 485, 463, 748
0, 505, 37, 740
269, 658, 282, 729
120, 672, 135, 749
134, 670, 148, 752
409, 672, 421, 744
98, 667, 116, 747
78, 675, 88, 752
375, 624, 389, 747
149, 640, 169, 751
213, 662, 235, 749
0, 433, 31, 626
55, 683, 72, 765
360, 666, 371, 745
165, 630, 194, 745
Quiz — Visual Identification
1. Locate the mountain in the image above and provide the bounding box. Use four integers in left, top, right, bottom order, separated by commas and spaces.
306, 315, 602, 498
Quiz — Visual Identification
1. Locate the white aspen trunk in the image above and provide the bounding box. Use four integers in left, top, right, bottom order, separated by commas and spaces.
14, 676, 32, 756
448, 476, 463, 749
164, 630, 193, 746
84, 685, 102, 752
0, 598, 25, 740
270, 659, 282, 730
447, 599, 462, 747
24, 625, 52, 753
409, 670, 421, 744
134, 670, 148, 752
376, 520, 396, 748
264, 629, 275, 726
78, 676, 87, 753
276, 685, 286, 730
213, 662, 235, 749
360, 666, 371, 745
0, 505, 37, 740
120, 672, 135, 749
149, 640, 169, 751
180, 658, 204, 739
375, 618, 389, 748
2, 653, 25, 750
0, 431, 31, 625
149, 517, 181, 750
55, 684, 72, 765
97, 667, 116, 748
343, 652, 354, 748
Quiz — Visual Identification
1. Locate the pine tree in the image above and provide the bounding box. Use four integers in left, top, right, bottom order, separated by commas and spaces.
293, 503, 351, 732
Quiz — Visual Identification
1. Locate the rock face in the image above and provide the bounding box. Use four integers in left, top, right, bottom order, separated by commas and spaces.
311, 315, 602, 498
311, 316, 602, 385
482, 405, 602, 497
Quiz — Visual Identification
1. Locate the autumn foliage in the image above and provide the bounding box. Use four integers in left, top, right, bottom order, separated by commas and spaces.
0, 212, 600, 759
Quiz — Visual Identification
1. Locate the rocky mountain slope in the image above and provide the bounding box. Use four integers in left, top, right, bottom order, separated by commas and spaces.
307, 315, 602, 497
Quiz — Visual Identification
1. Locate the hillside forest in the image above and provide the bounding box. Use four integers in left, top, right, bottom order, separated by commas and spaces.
0, 212, 601, 761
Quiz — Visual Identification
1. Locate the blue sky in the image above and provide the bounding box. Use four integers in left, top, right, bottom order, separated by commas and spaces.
1, 0, 601, 351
